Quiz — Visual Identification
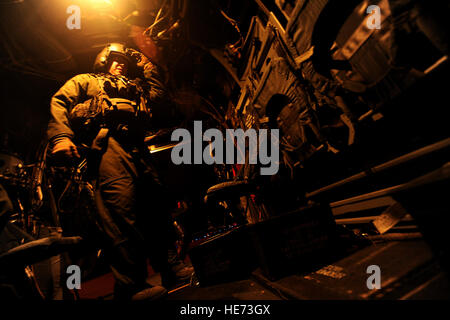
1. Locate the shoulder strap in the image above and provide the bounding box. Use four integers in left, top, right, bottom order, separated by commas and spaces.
87, 76, 108, 115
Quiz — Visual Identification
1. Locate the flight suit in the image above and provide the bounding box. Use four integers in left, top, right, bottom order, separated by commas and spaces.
47, 62, 175, 298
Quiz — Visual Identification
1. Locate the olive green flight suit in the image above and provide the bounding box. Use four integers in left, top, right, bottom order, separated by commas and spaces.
47, 63, 173, 298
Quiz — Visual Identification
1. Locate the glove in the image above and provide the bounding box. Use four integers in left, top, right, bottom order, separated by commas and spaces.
51, 137, 80, 162
126, 48, 153, 71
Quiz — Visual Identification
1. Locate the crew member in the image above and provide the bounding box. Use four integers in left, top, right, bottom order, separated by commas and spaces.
47, 43, 192, 300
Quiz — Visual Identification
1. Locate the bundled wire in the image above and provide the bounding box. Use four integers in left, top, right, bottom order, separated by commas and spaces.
143, 0, 169, 37
220, 9, 244, 54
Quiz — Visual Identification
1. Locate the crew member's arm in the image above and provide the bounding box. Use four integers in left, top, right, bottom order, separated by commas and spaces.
47, 74, 90, 160
130, 48, 167, 104
142, 61, 167, 105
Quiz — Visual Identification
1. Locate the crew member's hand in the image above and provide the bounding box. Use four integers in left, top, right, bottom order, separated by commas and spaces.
127, 48, 152, 70
51, 138, 80, 162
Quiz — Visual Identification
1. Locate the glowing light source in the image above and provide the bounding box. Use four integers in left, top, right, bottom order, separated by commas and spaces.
90, 0, 113, 5
87, 0, 114, 10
